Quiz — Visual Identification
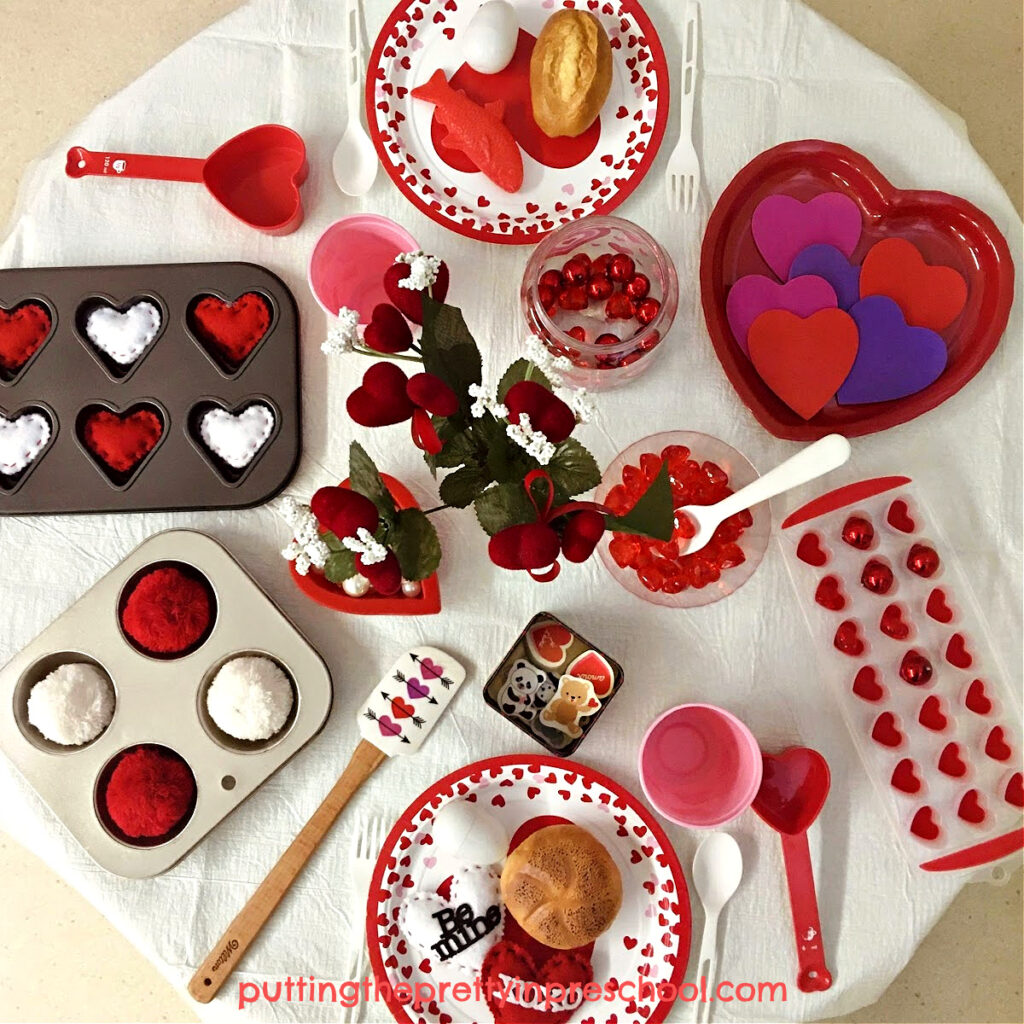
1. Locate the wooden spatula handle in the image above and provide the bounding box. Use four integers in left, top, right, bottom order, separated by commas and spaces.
188, 739, 387, 1003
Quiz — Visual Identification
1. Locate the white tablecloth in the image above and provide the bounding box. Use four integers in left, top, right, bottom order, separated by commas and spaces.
1, 0, 1020, 1020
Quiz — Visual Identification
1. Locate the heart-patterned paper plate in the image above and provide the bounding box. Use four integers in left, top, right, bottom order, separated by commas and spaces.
700, 140, 1015, 440
366, 0, 669, 244
367, 755, 690, 1024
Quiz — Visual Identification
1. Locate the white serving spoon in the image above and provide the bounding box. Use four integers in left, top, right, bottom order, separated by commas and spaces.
681, 434, 852, 555
692, 832, 744, 1024
332, 0, 378, 196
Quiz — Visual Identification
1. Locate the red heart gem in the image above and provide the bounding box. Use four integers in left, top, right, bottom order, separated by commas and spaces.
871, 712, 903, 748
957, 789, 986, 825
0, 301, 51, 376
81, 405, 164, 478
1005, 772, 1023, 809
814, 575, 846, 611
906, 543, 940, 578
886, 499, 916, 533
926, 588, 953, 624
938, 742, 967, 778
481, 941, 593, 1024
860, 237, 968, 331
189, 292, 271, 370
861, 558, 894, 595
965, 679, 992, 716
899, 650, 932, 686
747, 308, 859, 420
833, 619, 865, 657
890, 758, 922, 794
880, 603, 911, 640
797, 531, 828, 566
910, 805, 941, 842
363, 303, 413, 354
841, 515, 874, 550
852, 666, 884, 702
985, 726, 1012, 762
945, 633, 972, 669
383, 260, 450, 325
918, 695, 948, 732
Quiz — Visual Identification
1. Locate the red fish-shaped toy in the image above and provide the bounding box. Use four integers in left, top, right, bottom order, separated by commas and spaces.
411, 69, 524, 193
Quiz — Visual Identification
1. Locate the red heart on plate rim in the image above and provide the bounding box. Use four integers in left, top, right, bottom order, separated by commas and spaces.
700, 140, 1014, 439
81, 406, 164, 476
189, 292, 272, 369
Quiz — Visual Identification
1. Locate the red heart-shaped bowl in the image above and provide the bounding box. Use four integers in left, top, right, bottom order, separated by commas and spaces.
700, 140, 1014, 439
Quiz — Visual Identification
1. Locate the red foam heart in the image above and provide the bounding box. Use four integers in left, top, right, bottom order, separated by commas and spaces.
926, 588, 954, 624
81, 406, 163, 476
891, 758, 922, 794
1005, 772, 1023, 809
481, 941, 593, 1024
189, 292, 271, 369
852, 666, 884, 702
938, 742, 967, 778
964, 678, 992, 716
700, 141, 1014, 440
814, 575, 846, 611
747, 308, 859, 420
910, 806, 940, 842
880, 603, 911, 640
347, 361, 415, 426
0, 301, 51, 375
918, 695, 948, 732
860, 237, 967, 331
886, 499, 916, 533
797, 531, 828, 566
833, 619, 865, 657
957, 789, 986, 825
985, 726, 1012, 762
871, 712, 903, 748
945, 632, 973, 669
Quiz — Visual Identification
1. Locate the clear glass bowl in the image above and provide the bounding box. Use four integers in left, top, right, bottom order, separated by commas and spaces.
595, 430, 771, 608
520, 215, 678, 390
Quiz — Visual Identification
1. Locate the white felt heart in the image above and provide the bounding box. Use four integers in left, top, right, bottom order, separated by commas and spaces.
0, 411, 51, 475
198, 403, 274, 469
400, 865, 503, 975
85, 300, 162, 366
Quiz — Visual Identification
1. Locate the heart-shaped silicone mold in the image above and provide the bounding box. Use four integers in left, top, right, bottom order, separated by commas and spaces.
852, 665, 884, 702
918, 694, 948, 732
964, 678, 993, 716
190, 399, 276, 484
814, 575, 846, 611
880, 603, 912, 641
0, 300, 53, 382
945, 632, 973, 669
833, 619, 865, 657
797, 531, 828, 566
187, 291, 274, 373
886, 498, 916, 533
984, 727, 1012, 763
938, 742, 968, 778
76, 296, 164, 379
957, 789, 986, 826
891, 758, 922, 795
926, 588, 954, 624
78, 402, 166, 487
700, 140, 1014, 439
0, 406, 54, 491
910, 806, 941, 842
871, 712, 903, 748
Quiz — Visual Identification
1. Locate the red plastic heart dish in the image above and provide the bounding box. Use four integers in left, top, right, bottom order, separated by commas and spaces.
290, 474, 440, 615
700, 141, 1014, 439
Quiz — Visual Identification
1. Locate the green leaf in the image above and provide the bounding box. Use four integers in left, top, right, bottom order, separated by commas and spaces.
474, 481, 537, 536
439, 463, 491, 508
430, 428, 479, 469
323, 549, 358, 584
546, 438, 601, 501
389, 508, 442, 580
348, 441, 397, 522
606, 461, 675, 541
497, 358, 553, 400
420, 296, 483, 417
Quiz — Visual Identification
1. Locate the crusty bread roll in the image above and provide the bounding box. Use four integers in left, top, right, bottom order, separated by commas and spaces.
530, 10, 613, 138
500, 824, 622, 949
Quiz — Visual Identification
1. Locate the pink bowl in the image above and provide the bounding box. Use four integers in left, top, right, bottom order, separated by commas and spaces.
638, 704, 763, 828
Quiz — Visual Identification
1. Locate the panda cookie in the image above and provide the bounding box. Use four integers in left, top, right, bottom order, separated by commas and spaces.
497, 659, 557, 723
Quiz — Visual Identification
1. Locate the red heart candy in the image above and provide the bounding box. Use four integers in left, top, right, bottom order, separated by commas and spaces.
310, 485, 378, 539
906, 543, 940, 578
814, 575, 846, 611
797, 531, 828, 566
985, 726, 1012, 762
383, 260, 450, 325
81, 406, 163, 475
347, 361, 415, 426
1005, 772, 1023, 809
189, 292, 271, 368
926, 588, 953, 624
890, 758, 922, 794
880, 603, 912, 640
945, 632, 972, 669
871, 711, 903, 748
561, 510, 605, 563
860, 237, 967, 331
505, 380, 576, 443
886, 499, 916, 533
833, 619, 865, 657
527, 622, 574, 669
363, 302, 413, 354
841, 515, 874, 550
747, 308, 859, 420
861, 558, 894, 595
938, 742, 967, 778
918, 695, 948, 732
852, 665, 884, 702
910, 805, 941, 842
481, 941, 592, 1024
899, 650, 932, 686
964, 678, 992, 716
957, 789, 986, 825
0, 301, 51, 375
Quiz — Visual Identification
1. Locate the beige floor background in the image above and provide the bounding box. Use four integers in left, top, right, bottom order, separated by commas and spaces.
0, 1, 1021, 1022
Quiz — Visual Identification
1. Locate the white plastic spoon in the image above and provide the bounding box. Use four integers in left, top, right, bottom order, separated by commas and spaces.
692, 832, 743, 1024
680, 434, 852, 555
332, 0, 378, 196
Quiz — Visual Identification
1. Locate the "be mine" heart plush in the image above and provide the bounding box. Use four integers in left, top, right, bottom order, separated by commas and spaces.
0, 410, 51, 478
198, 402, 275, 470
189, 292, 272, 370
726, 274, 837, 355
81, 406, 164, 476
0, 302, 51, 376
84, 299, 162, 367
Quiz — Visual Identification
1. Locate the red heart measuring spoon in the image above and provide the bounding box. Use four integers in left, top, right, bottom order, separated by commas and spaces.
752, 746, 834, 993
66, 124, 308, 235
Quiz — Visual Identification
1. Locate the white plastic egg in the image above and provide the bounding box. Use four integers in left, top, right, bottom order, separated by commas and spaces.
464, 0, 519, 75
431, 799, 509, 864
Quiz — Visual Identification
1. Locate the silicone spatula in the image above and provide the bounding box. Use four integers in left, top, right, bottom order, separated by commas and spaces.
187, 646, 466, 1002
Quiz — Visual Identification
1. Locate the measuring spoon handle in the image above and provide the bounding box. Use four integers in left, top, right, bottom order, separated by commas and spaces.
780, 830, 833, 993
66, 146, 206, 183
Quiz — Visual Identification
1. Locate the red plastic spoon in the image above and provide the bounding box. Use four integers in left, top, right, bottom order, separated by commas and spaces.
65, 124, 308, 235
752, 746, 833, 993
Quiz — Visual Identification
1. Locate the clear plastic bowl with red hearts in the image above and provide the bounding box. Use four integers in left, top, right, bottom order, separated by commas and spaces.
595, 431, 772, 608
520, 216, 678, 390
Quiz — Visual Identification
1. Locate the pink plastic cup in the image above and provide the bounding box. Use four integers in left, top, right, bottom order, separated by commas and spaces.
638, 704, 763, 828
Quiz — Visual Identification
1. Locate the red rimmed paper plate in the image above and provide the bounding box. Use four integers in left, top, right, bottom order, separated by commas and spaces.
700, 140, 1015, 440
366, 0, 669, 244
366, 754, 690, 1024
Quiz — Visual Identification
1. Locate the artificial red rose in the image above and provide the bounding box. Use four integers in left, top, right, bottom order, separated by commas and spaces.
504, 380, 576, 444
488, 521, 561, 572
384, 260, 451, 324
358, 550, 403, 596
560, 509, 606, 562
347, 362, 415, 426
363, 303, 413, 354
310, 486, 379, 539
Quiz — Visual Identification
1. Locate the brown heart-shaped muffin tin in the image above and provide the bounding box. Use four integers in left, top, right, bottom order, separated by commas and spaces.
0, 262, 299, 513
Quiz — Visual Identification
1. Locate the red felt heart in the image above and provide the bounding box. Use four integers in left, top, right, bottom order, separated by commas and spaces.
561, 510, 606, 564
383, 261, 450, 325
886, 499, 916, 533
81, 406, 164, 476
747, 308, 859, 420
890, 758, 922, 794
852, 665, 884, 702
918, 695, 948, 732
752, 747, 830, 835
347, 361, 415, 426
964, 678, 992, 716
796, 531, 828, 566
189, 292, 271, 369
1005, 772, 1023, 809
860, 237, 967, 331
926, 588, 954, 624
0, 301, 51, 375
310, 485, 379, 540
938, 742, 967, 778
527, 622, 574, 669
489, 522, 561, 573
957, 789, 986, 825
985, 726, 1012, 762
814, 575, 846, 611
945, 632, 972, 669
505, 380, 576, 443
910, 805, 940, 842
360, 550, 403, 597
880, 603, 911, 640
871, 712, 903, 748
481, 941, 592, 1024
833, 619, 865, 657
701, 141, 1013, 440
363, 302, 413, 354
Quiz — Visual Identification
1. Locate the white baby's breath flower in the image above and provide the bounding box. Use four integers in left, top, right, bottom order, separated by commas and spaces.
565, 387, 594, 424
293, 552, 312, 576
468, 382, 509, 420
525, 334, 573, 381
341, 526, 388, 565
507, 412, 556, 466
396, 250, 442, 291
278, 500, 330, 574
321, 307, 360, 355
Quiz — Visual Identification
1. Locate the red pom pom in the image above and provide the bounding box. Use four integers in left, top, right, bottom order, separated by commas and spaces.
310, 486, 379, 539
363, 303, 413, 353
383, 261, 450, 325
561, 510, 605, 562
121, 567, 211, 654
488, 522, 561, 571
104, 745, 195, 838
407, 372, 459, 417
347, 361, 415, 426
359, 550, 403, 595
504, 380, 576, 444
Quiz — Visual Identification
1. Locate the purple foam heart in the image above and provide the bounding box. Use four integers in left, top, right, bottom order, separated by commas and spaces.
726, 274, 838, 356
837, 296, 948, 405
789, 243, 861, 310
751, 192, 862, 279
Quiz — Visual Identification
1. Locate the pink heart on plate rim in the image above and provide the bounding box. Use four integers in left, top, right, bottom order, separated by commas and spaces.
726, 273, 838, 355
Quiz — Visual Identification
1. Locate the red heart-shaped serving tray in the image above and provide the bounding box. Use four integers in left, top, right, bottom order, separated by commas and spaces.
700, 140, 1015, 440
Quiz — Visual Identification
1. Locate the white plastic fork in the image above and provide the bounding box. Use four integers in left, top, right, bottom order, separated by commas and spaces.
665, 1, 701, 213
343, 816, 389, 1024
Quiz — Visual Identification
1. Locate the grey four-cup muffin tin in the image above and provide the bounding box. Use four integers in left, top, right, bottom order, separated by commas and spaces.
0, 262, 300, 513
0, 530, 333, 877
